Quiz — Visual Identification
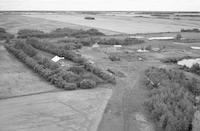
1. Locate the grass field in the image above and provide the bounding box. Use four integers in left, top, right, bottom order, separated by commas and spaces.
25, 13, 200, 34
0, 43, 57, 98
0, 14, 118, 35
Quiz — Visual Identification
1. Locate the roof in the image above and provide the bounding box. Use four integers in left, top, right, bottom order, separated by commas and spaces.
51, 55, 64, 62
148, 37, 174, 40
114, 45, 122, 48
92, 43, 99, 48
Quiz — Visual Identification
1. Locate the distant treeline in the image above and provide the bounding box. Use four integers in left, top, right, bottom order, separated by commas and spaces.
98, 38, 144, 45
17, 28, 105, 38
181, 28, 200, 33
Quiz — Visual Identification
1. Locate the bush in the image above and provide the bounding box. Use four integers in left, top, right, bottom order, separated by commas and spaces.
176, 34, 182, 40
17, 29, 45, 38
98, 38, 144, 45
109, 55, 120, 61
181, 28, 200, 33
144, 67, 196, 131
124, 38, 144, 45
0, 27, 6, 33
161, 56, 192, 64
0, 28, 14, 40
145, 45, 152, 50
69, 66, 86, 75
78, 79, 96, 89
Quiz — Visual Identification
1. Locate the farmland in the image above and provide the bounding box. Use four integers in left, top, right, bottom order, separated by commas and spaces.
0, 11, 200, 131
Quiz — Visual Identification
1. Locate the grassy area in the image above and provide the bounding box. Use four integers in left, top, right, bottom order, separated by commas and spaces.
0, 43, 56, 98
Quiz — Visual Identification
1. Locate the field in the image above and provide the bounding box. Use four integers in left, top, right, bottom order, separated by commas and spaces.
25, 12, 200, 34
0, 11, 200, 131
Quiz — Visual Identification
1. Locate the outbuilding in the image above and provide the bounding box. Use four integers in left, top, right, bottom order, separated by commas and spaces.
51, 56, 64, 62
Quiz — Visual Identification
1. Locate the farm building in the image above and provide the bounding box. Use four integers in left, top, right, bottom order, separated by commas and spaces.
113, 45, 122, 48
51, 56, 64, 62
92, 43, 100, 48
148, 37, 174, 40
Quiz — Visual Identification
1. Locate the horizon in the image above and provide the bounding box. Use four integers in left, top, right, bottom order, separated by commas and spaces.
0, 0, 200, 11
0, 10, 200, 12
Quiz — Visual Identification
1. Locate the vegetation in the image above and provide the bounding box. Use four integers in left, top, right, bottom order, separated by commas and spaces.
109, 55, 120, 61
161, 56, 192, 64
175, 39, 200, 43
27, 38, 116, 84
181, 63, 200, 77
78, 79, 96, 89
5, 40, 81, 90
175, 34, 182, 40
144, 67, 198, 131
0, 27, 14, 40
17, 29, 46, 38
181, 28, 200, 33
98, 38, 144, 45
0, 27, 6, 33
17, 28, 105, 38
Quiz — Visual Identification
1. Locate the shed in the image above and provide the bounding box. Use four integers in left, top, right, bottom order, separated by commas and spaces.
92, 43, 100, 48
148, 37, 174, 40
114, 45, 122, 48
51, 56, 64, 62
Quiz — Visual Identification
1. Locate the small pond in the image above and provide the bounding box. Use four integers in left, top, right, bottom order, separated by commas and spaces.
177, 58, 200, 68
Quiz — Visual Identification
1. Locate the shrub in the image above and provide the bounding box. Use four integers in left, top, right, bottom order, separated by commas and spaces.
161, 56, 192, 64
98, 38, 144, 45
124, 38, 144, 45
78, 79, 96, 89
181, 28, 200, 33
144, 67, 196, 131
0, 32, 14, 40
109, 55, 120, 61
145, 45, 152, 50
69, 66, 86, 75
98, 38, 123, 45
0, 27, 6, 33
176, 34, 182, 40
17, 29, 45, 38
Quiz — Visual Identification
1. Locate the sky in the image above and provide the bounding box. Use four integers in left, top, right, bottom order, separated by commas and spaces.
0, 0, 199, 11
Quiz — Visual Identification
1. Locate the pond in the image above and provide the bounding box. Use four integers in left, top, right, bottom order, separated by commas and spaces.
177, 58, 200, 68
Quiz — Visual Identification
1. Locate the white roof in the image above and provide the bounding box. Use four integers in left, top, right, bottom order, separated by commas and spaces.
92, 43, 99, 48
191, 46, 200, 50
148, 37, 174, 40
114, 45, 122, 48
88, 60, 94, 64
51, 55, 64, 62
137, 49, 149, 53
